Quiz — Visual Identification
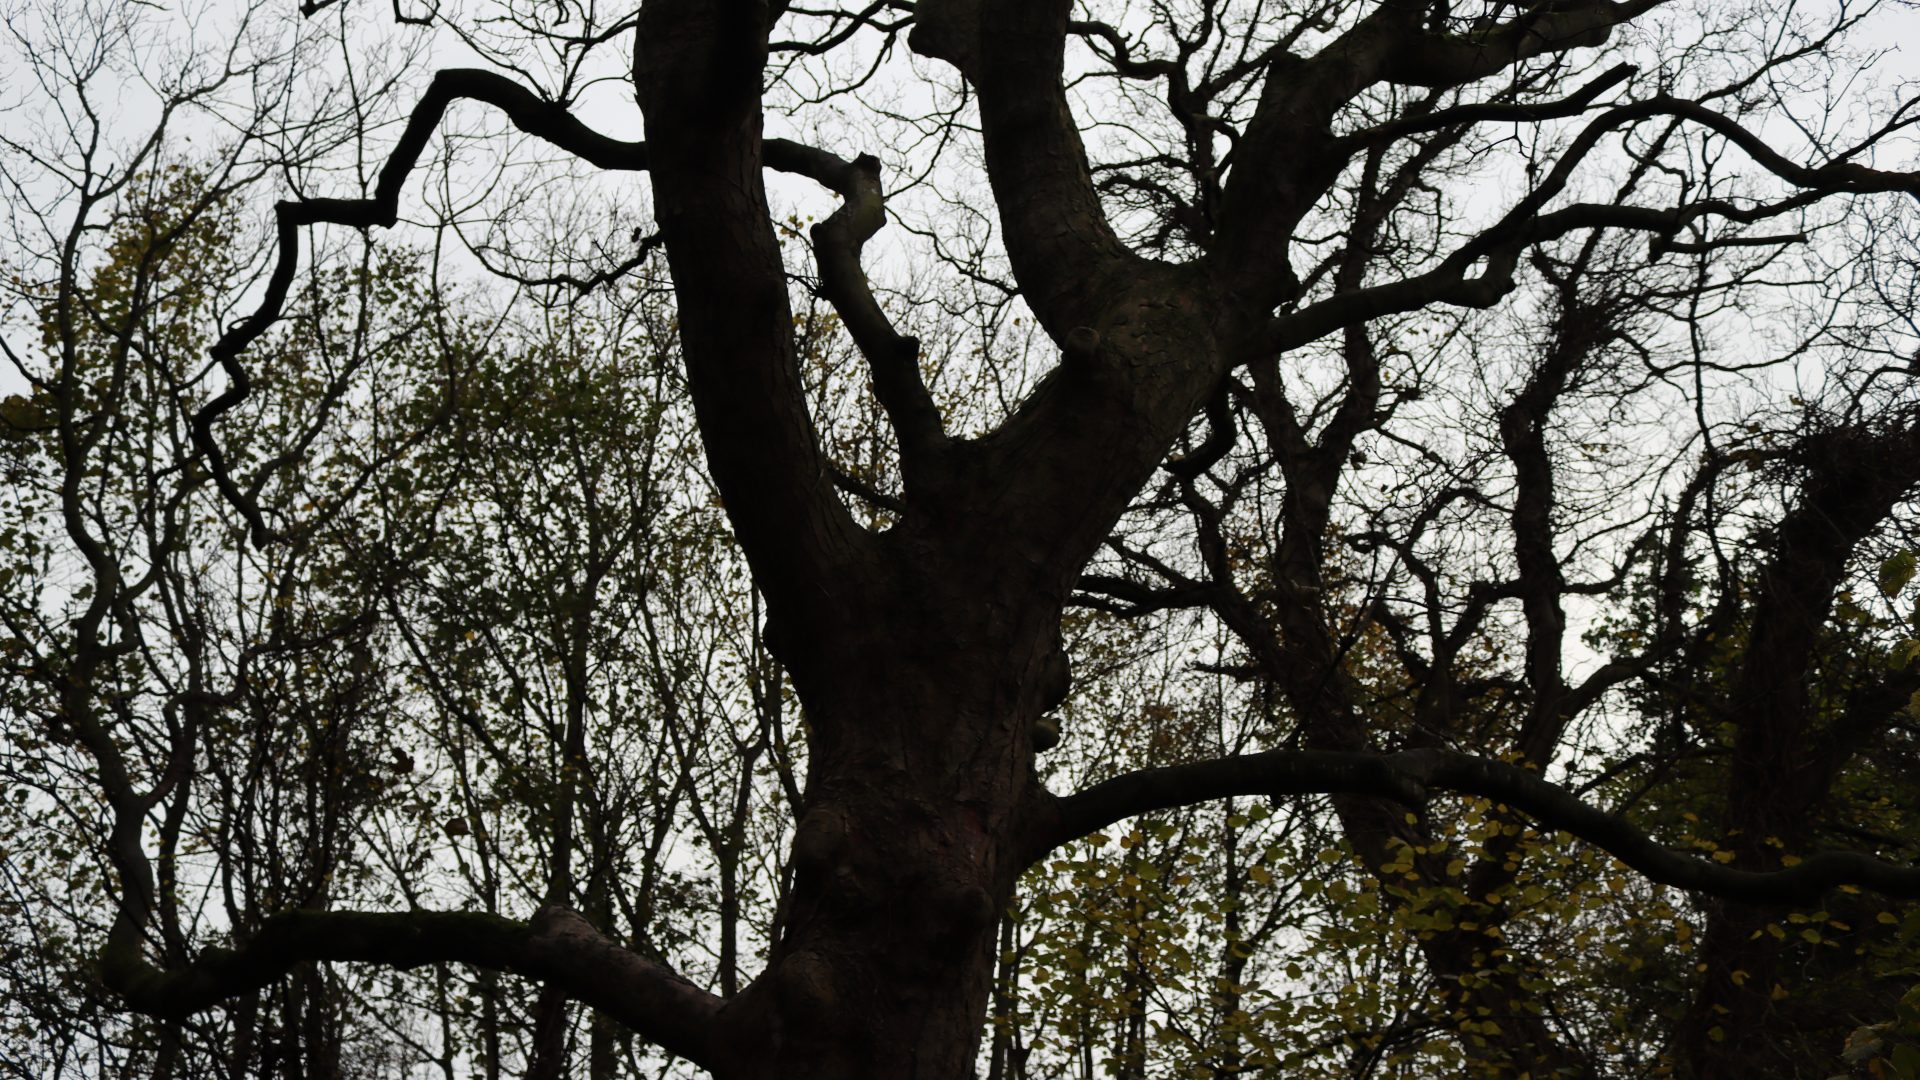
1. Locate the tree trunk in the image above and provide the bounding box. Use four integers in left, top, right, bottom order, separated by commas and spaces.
705, 568, 1061, 1078
631, 5, 1221, 1074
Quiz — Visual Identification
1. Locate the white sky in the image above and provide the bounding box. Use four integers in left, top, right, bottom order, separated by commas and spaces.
3, 0, 1917, 393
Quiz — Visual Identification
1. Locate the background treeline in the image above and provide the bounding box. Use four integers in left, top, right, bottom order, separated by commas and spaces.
5, 162, 1920, 1079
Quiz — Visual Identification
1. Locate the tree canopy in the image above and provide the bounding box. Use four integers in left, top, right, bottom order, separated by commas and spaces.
4, 0, 1920, 1077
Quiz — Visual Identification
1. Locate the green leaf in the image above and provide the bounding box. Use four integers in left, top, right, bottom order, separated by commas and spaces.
1843, 1023, 1889, 1063
1880, 550, 1918, 600
1895, 639, 1920, 671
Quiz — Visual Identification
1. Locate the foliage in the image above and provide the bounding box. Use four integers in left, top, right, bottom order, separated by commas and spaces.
5, 1, 1920, 1078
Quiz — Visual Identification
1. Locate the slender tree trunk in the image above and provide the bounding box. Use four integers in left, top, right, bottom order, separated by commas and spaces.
986, 915, 1018, 1080
227, 992, 257, 1080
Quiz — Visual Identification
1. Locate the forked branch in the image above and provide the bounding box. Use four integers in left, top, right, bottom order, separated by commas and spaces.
1266, 96, 1920, 354
196, 62, 897, 544
197, 68, 651, 547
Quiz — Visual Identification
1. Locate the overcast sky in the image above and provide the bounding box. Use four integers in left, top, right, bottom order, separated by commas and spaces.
3, 0, 1918, 402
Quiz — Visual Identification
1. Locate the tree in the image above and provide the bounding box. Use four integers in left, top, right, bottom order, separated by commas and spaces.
5, 0, 1920, 1077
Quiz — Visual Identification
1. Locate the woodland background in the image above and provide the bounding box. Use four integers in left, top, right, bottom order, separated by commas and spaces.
5, 0, 1920, 1076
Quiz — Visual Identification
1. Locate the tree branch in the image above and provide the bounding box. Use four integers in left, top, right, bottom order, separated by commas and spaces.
781, 147, 950, 485
104, 906, 726, 1068
1032, 748, 1920, 904
200, 68, 652, 547
635, 0, 876, 648
1265, 94, 1920, 354
1344, 61, 1637, 147
1388, 0, 1665, 87
935, 0, 1140, 338
195, 62, 894, 560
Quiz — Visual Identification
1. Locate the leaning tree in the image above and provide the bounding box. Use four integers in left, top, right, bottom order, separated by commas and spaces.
7, 0, 1920, 1076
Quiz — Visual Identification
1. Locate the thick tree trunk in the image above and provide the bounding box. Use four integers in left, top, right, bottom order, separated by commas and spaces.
633, 6, 1220, 1075
704, 559, 1061, 1078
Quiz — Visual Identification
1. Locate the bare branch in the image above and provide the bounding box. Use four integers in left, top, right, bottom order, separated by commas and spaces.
104, 905, 726, 1067
198, 68, 651, 547
784, 147, 950, 482
1034, 748, 1920, 904
1345, 61, 1638, 147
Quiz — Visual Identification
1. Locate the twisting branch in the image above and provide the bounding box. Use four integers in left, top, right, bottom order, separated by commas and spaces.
770, 0, 911, 55
192, 61, 916, 543
1386, 0, 1667, 87
778, 146, 950, 486
1210, 0, 1658, 297
1455, 96, 1920, 266
196, 68, 652, 547
1344, 62, 1638, 147
488, 229, 668, 294
1162, 385, 1236, 480
1031, 749, 1920, 904
299, 0, 433, 26
1265, 95, 1920, 355
829, 462, 907, 516
1265, 250, 1518, 353
1073, 572, 1222, 617
104, 905, 726, 1067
